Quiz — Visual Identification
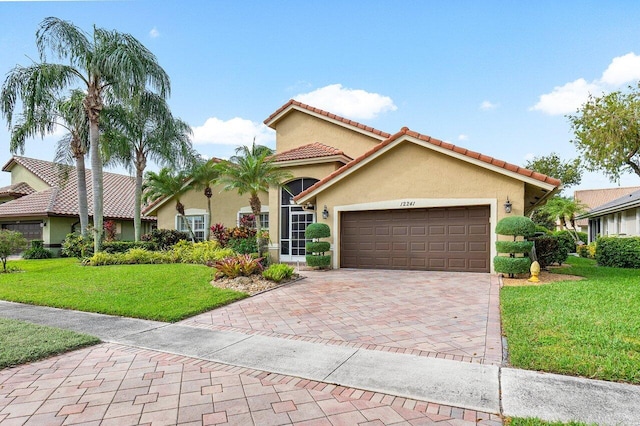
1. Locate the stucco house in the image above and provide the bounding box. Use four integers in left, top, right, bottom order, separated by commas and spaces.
0, 156, 155, 252
144, 100, 561, 273
573, 186, 640, 233
580, 187, 640, 242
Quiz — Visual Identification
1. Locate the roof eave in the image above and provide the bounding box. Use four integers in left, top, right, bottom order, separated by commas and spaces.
274, 155, 352, 168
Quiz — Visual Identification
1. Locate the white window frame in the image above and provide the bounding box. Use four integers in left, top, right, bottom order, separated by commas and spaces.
238, 206, 269, 229
175, 211, 209, 241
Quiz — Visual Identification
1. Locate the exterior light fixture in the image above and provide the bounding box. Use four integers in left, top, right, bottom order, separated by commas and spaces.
322, 205, 329, 219
504, 197, 512, 213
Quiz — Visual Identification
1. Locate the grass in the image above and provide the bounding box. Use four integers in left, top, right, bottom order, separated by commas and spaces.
507, 419, 591, 426
0, 318, 100, 369
501, 256, 640, 384
0, 258, 248, 322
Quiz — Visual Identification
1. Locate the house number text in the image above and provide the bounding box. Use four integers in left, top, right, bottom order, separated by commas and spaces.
400, 201, 416, 207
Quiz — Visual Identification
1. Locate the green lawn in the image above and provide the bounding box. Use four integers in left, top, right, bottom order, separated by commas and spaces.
501, 256, 640, 384
507, 419, 591, 426
0, 258, 247, 322
0, 318, 100, 369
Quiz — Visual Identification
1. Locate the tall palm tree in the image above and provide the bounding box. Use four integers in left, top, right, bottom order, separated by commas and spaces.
189, 157, 220, 233
539, 196, 588, 242
230, 138, 274, 162
217, 149, 292, 257
142, 168, 195, 242
1, 17, 170, 252
6, 87, 91, 236
102, 91, 194, 241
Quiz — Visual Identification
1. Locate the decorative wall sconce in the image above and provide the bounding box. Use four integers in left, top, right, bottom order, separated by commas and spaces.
504, 197, 512, 213
322, 205, 329, 219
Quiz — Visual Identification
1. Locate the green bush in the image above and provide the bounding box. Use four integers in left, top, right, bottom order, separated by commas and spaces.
534, 225, 552, 235
306, 255, 331, 268
596, 237, 640, 268
495, 241, 533, 254
577, 242, 596, 259
530, 236, 568, 268
141, 229, 188, 250
102, 241, 156, 254
552, 230, 584, 253
305, 223, 330, 239
227, 236, 258, 255
495, 216, 536, 238
306, 241, 330, 253
169, 240, 234, 264
22, 240, 53, 259
0, 230, 28, 272
61, 233, 93, 258
493, 256, 531, 275
262, 263, 295, 282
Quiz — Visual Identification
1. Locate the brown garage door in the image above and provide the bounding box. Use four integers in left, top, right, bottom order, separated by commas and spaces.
340, 206, 490, 272
2, 222, 43, 242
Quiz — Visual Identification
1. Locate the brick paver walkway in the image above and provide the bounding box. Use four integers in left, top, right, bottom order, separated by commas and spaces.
182, 270, 502, 364
0, 343, 502, 425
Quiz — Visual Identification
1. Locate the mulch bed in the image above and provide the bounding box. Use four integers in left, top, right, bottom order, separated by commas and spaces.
211, 274, 302, 295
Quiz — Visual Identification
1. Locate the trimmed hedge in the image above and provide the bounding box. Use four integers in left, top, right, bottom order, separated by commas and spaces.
493, 256, 531, 275
306, 255, 331, 268
596, 237, 640, 268
306, 241, 330, 253
495, 241, 533, 254
495, 216, 536, 238
305, 223, 330, 239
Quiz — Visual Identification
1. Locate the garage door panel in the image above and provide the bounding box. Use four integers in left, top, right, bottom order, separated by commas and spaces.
340, 206, 490, 272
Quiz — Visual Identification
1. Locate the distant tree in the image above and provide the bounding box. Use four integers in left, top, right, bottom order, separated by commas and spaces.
524, 152, 582, 191
0, 230, 28, 272
539, 196, 588, 242
568, 84, 640, 181
189, 158, 220, 232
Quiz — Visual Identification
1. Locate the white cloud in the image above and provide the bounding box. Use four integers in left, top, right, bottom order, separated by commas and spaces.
293, 84, 397, 120
191, 117, 275, 146
524, 153, 535, 161
149, 27, 160, 38
457, 134, 469, 141
531, 78, 601, 115
531, 52, 640, 115
480, 100, 498, 110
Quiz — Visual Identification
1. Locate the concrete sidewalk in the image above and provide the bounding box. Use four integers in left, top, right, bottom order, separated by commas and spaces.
1, 300, 640, 425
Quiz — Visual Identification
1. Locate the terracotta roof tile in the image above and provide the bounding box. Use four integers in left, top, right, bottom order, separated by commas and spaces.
273, 142, 351, 163
264, 100, 392, 139
0, 156, 153, 220
295, 127, 561, 201
574, 186, 640, 225
0, 182, 36, 197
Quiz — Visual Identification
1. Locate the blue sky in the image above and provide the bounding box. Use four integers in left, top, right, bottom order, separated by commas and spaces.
2, 1, 640, 193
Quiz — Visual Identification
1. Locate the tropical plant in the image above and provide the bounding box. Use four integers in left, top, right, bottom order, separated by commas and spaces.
189, 158, 220, 231
213, 254, 264, 279
22, 240, 53, 259
60, 232, 93, 258
102, 91, 194, 241
0, 230, 28, 272
142, 168, 195, 241
1, 17, 170, 252
217, 142, 292, 257
262, 263, 295, 282
538, 196, 588, 243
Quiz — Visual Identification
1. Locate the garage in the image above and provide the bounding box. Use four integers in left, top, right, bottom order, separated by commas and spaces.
1, 222, 43, 242
340, 206, 490, 272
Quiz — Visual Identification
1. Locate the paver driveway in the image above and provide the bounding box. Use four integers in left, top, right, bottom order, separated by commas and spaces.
183, 269, 502, 365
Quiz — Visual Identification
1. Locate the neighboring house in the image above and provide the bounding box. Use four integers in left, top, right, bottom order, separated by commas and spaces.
580, 188, 640, 243
144, 100, 560, 273
0, 156, 156, 252
573, 186, 640, 233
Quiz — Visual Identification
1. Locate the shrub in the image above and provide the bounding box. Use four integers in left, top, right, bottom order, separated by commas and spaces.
210, 223, 230, 246
530, 236, 567, 269
553, 230, 584, 253
596, 237, 640, 268
495, 241, 533, 254
61, 233, 93, 258
104, 220, 117, 242
102, 241, 156, 254
305, 223, 331, 269
22, 240, 53, 259
495, 216, 536, 238
262, 263, 295, 283
170, 240, 234, 264
213, 254, 263, 279
0, 230, 28, 272
534, 225, 552, 235
306, 241, 330, 253
305, 223, 330, 239
306, 255, 332, 268
493, 256, 532, 275
228, 236, 258, 254
141, 229, 188, 250
577, 242, 596, 259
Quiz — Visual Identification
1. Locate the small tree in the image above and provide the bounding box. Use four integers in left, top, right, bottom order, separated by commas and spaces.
0, 230, 28, 272
494, 216, 535, 277
305, 223, 331, 269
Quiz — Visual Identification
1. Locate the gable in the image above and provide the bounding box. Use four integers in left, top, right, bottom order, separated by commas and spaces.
6, 163, 51, 192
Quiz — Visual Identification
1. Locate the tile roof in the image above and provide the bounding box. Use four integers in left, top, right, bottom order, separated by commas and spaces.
295, 127, 561, 202
574, 186, 640, 225
582, 188, 640, 217
0, 156, 153, 220
264, 99, 392, 139
272, 142, 352, 163
0, 181, 36, 197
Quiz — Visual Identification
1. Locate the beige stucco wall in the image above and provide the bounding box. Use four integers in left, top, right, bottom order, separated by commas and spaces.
9, 164, 50, 191
275, 112, 382, 159
153, 183, 268, 231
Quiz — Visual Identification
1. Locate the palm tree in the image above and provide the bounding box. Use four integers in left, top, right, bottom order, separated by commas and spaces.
230, 138, 274, 162
6, 87, 91, 236
189, 157, 220, 233
217, 149, 292, 257
142, 168, 195, 241
539, 196, 588, 242
1, 17, 170, 252
102, 91, 194, 241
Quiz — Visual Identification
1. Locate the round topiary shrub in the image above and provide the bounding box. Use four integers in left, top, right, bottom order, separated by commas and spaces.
495, 241, 534, 254
305, 223, 331, 269
493, 256, 531, 275
305, 223, 330, 239
306, 241, 330, 253
306, 255, 332, 268
495, 216, 536, 238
